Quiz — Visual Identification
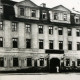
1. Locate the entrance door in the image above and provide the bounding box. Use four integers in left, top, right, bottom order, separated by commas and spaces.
50, 58, 60, 72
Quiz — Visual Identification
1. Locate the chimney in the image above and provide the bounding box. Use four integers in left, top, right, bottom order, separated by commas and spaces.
40, 3, 46, 7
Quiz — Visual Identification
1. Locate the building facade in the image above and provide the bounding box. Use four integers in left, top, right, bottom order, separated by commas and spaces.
0, 0, 80, 72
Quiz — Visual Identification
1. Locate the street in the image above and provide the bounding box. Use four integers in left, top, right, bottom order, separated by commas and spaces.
0, 73, 80, 80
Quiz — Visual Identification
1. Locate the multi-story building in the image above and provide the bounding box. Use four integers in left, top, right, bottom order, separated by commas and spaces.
0, 0, 80, 72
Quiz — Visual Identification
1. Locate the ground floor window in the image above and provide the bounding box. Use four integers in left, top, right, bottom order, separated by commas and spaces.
0, 57, 4, 67
77, 59, 80, 66
13, 58, 18, 67
40, 58, 44, 66
27, 58, 32, 67
66, 59, 70, 66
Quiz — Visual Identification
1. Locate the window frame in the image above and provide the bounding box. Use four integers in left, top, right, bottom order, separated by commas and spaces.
49, 40, 53, 49
39, 39, 44, 49
0, 57, 4, 67
38, 25, 43, 34
27, 58, 32, 67
59, 41, 63, 50
12, 22, 17, 32
13, 58, 19, 67
54, 13, 58, 20
76, 29, 80, 37
31, 10, 36, 17
12, 38, 18, 48
0, 37, 3, 47
40, 58, 44, 66
77, 42, 80, 50
26, 39, 31, 48
25, 24, 31, 33
49, 26, 53, 35
20, 7, 24, 16
68, 41, 72, 50
68, 28, 72, 36
0, 21, 3, 30
58, 27, 63, 35
66, 59, 70, 66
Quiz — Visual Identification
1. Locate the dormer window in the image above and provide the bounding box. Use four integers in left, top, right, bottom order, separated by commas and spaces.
75, 15, 79, 23
54, 13, 58, 20
42, 12, 47, 19
31, 10, 36, 17
20, 8, 24, 16
63, 14, 67, 21
0, 6, 3, 13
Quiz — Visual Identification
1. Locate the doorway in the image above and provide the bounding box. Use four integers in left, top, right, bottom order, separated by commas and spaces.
50, 58, 60, 72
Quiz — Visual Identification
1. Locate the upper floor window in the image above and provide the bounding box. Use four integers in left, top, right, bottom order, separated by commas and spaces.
42, 12, 47, 19
49, 26, 53, 35
31, 10, 36, 17
0, 6, 3, 13
68, 28, 72, 36
63, 14, 67, 21
77, 42, 80, 50
49, 40, 53, 49
38, 25, 43, 34
76, 29, 80, 36
58, 27, 63, 35
27, 58, 32, 67
12, 22, 17, 31
0, 21, 3, 30
54, 13, 58, 20
25, 24, 31, 33
39, 39, 44, 49
0, 57, 4, 67
59, 41, 63, 50
68, 41, 72, 50
0, 37, 3, 47
20, 8, 24, 16
26, 39, 31, 48
75, 15, 79, 23
12, 38, 18, 48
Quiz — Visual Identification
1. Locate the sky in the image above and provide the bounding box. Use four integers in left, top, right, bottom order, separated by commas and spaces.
13, 0, 80, 12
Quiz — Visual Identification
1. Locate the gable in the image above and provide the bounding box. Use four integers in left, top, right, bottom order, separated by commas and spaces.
15, 0, 38, 7
52, 5, 71, 12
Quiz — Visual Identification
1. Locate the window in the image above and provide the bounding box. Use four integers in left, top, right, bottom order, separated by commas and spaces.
39, 39, 44, 49
12, 38, 18, 48
66, 59, 70, 66
26, 39, 31, 48
40, 58, 44, 66
54, 13, 58, 20
31, 10, 36, 17
0, 57, 4, 67
38, 25, 43, 34
49, 26, 53, 34
25, 24, 31, 33
13, 58, 18, 67
42, 12, 47, 19
75, 15, 79, 23
27, 58, 32, 66
12, 22, 17, 31
0, 6, 3, 13
68, 28, 72, 36
20, 8, 24, 16
59, 41, 63, 50
68, 41, 72, 50
63, 14, 67, 21
76, 29, 80, 36
0, 21, 3, 30
77, 59, 80, 66
77, 42, 80, 50
0, 37, 3, 47
58, 27, 63, 35
49, 40, 53, 49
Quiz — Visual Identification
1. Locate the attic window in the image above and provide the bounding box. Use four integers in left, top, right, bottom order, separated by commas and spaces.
42, 11, 47, 19
54, 13, 58, 20
20, 8, 24, 16
0, 6, 3, 13
31, 10, 36, 17
63, 14, 67, 21
75, 15, 79, 23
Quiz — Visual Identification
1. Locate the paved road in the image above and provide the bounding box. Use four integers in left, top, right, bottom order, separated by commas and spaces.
0, 73, 80, 80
